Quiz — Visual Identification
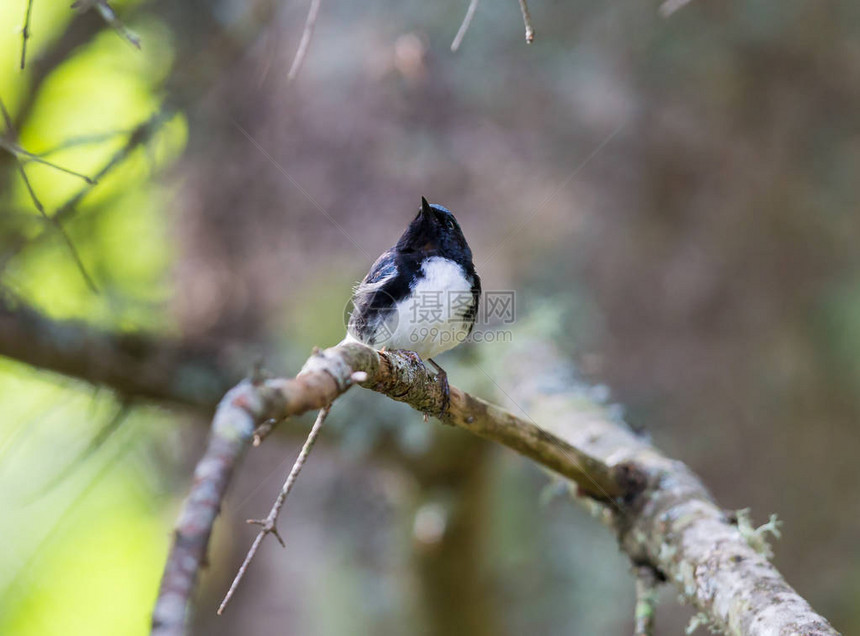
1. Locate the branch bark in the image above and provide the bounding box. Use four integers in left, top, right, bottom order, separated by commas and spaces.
496, 338, 839, 636
151, 340, 839, 636
150, 342, 626, 634
633, 566, 659, 636
0, 293, 235, 409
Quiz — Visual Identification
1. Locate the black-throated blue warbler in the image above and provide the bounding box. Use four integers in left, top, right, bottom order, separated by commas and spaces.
344, 197, 481, 409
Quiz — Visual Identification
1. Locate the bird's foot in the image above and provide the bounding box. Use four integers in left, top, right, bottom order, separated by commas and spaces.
427, 358, 450, 418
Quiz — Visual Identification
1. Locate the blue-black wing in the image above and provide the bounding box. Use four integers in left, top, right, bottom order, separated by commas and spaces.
348, 250, 411, 344
464, 271, 481, 336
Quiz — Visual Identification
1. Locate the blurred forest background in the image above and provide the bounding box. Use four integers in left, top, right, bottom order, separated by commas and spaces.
1, 0, 859, 634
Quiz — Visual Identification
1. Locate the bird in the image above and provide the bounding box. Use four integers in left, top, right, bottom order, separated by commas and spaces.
344, 197, 481, 411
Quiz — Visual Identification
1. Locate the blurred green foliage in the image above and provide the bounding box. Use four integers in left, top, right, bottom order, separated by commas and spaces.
0, 5, 184, 634
1, 0, 860, 634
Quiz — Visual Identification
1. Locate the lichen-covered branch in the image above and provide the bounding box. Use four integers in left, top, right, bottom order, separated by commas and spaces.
633, 566, 659, 636
496, 338, 839, 636
150, 382, 261, 636
150, 342, 628, 634
153, 337, 839, 635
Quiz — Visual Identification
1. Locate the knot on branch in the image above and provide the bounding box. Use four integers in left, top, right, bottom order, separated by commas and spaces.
372, 350, 445, 415
611, 460, 649, 504
300, 347, 356, 390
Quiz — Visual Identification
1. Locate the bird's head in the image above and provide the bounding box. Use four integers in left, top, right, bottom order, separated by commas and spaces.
395, 197, 473, 263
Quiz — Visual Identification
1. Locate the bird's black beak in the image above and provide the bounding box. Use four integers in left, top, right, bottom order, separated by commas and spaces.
419, 196, 433, 219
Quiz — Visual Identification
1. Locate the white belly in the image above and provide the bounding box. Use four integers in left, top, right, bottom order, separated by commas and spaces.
380, 257, 474, 359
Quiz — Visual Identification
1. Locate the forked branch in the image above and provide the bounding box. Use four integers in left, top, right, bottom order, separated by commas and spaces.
151, 341, 838, 636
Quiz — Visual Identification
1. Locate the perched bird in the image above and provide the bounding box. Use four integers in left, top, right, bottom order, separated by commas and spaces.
345, 197, 481, 408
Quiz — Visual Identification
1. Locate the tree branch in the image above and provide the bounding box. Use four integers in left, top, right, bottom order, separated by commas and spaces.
451, 0, 480, 52
20, 0, 36, 70
151, 382, 260, 636
517, 0, 535, 44
150, 342, 627, 634
71, 0, 141, 49
0, 293, 234, 409
286, 0, 322, 82
496, 338, 839, 636
152, 340, 839, 636
633, 566, 659, 636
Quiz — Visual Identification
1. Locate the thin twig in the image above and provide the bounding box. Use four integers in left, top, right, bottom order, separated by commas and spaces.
24, 400, 131, 501
0, 109, 171, 276
15, 164, 99, 292
451, 0, 480, 52
218, 405, 331, 615
0, 96, 15, 133
517, 0, 535, 43
71, 0, 141, 49
20, 0, 35, 70
252, 418, 280, 446
26, 129, 130, 158
54, 110, 171, 225
659, 0, 695, 17
0, 96, 98, 292
0, 138, 96, 183
634, 566, 659, 636
287, 0, 322, 81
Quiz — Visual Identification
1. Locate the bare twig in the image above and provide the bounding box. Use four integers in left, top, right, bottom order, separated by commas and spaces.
0, 97, 98, 291
517, 0, 535, 44
218, 405, 331, 615
26, 129, 130, 158
20, 0, 35, 69
24, 400, 132, 500
0, 138, 96, 183
659, 0, 695, 17
0, 109, 171, 274
71, 0, 141, 49
633, 566, 659, 636
53, 110, 171, 225
286, 0, 322, 81
14, 163, 99, 292
451, 0, 480, 52
11, 8, 112, 132
0, 98, 18, 146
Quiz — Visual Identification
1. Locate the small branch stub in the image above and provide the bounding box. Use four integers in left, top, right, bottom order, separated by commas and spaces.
517, 0, 535, 43
287, 0, 322, 81
633, 566, 659, 636
451, 0, 480, 52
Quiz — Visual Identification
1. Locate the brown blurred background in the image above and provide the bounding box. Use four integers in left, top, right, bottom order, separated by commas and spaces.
1, 0, 859, 634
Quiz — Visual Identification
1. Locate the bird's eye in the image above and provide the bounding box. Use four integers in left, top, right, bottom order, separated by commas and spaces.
445, 219, 455, 230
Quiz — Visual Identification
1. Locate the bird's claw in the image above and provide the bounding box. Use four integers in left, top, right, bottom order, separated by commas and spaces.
427, 358, 450, 418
